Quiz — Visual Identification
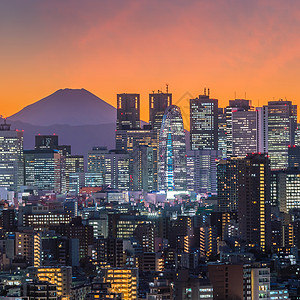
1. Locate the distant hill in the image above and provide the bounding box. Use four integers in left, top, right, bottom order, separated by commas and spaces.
3, 119, 116, 156
8, 88, 116, 126
4, 88, 188, 159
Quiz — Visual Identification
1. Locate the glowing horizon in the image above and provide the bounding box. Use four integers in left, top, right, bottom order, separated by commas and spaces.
1, 0, 300, 127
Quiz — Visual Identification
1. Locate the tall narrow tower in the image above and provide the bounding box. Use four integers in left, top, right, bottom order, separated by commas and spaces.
265, 100, 297, 169
190, 92, 218, 150
158, 105, 187, 191
0, 119, 24, 191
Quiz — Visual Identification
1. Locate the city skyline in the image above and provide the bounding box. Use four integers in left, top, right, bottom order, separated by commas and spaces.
2, 0, 300, 123
1, 1, 300, 299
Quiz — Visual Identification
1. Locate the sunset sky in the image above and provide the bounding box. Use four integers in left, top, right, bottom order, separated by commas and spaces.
1, 0, 300, 127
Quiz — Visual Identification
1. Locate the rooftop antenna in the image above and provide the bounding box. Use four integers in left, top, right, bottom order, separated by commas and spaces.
204, 88, 206, 96
208, 88, 210, 97
166, 84, 169, 94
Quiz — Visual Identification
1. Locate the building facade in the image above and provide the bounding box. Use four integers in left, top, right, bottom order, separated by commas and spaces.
190, 94, 218, 151
117, 93, 140, 130
158, 105, 187, 191
266, 100, 297, 169
0, 120, 24, 192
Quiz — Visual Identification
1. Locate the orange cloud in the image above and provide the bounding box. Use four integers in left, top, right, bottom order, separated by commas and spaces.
1, 0, 300, 128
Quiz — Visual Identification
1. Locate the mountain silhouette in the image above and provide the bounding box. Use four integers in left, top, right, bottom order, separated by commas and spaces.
4, 89, 187, 160
9, 88, 116, 126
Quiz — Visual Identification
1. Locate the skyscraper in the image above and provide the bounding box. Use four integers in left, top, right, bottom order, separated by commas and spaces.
218, 153, 271, 251
266, 100, 297, 169
115, 128, 153, 153
115, 128, 154, 191
149, 91, 172, 130
88, 148, 130, 190
218, 108, 227, 158
217, 157, 241, 212
186, 149, 221, 194
158, 105, 187, 191
231, 109, 257, 156
24, 149, 66, 193
87, 147, 108, 175
149, 91, 172, 191
190, 92, 218, 150
271, 168, 300, 212
0, 119, 24, 191
225, 100, 268, 157
237, 153, 271, 252
35, 134, 58, 150
116, 93, 140, 130
288, 145, 300, 169
65, 155, 84, 192
132, 145, 154, 192
226, 99, 251, 156
256, 106, 269, 154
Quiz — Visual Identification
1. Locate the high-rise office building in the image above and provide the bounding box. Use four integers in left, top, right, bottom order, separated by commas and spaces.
271, 168, 300, 212
218, 108, 227, 158
237, 153, 271, 252
231, 110, 257, 156
35, 134, 71, 156
103, 150, 130, 190
217, 157, 241, 212
35, 134, 59, 150
158, 105, 187, 191
265, 100, 297, 169
116, 93, 140, 130
87, 148, 130, 190
0, 119, 24, 191
87, 147, 108, 175
24, 149, 66, 193
226, 100, 268, 157
190, 93, 218, 150
295, 123, 300, 146
132, 145, 154, 192
149, 91, 172, 130
115, 128, 154, 191
115, 128, 153, 153
226, 99, 251, 156
65, 155, 84, 192
288, 145, 300, 169
256, 106, 269, 154
186, 149, 221, 194
149, 91, 172, 191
